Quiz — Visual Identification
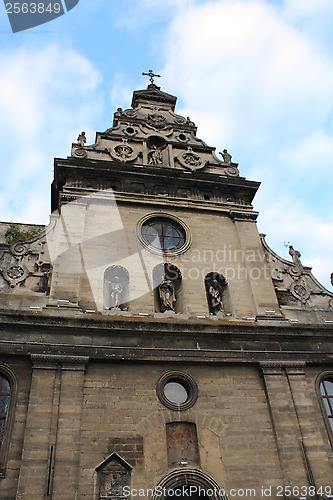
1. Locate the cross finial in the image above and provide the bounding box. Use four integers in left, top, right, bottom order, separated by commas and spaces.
142, 69, 161, 85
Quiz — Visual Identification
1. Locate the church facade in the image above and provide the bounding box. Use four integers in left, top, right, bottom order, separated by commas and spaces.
0, 83, 332, 499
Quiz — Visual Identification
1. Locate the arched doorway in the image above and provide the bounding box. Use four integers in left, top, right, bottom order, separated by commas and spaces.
151, 469, 227, 500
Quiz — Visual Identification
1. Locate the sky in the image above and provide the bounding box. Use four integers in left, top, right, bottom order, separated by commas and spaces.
0, 0, 332, 289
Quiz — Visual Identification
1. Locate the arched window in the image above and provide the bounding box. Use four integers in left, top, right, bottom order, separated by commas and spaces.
320, 376, 333, 434
0, 368, 16, 477
103, 265, 129, 310
0, 374, 10, 445
151, 468, 227, 500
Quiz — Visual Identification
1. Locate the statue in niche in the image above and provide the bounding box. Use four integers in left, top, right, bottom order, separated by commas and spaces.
107, 276, 123, 309
159, 279, 176, 312
104, 266, 129, 311
220, 149, 232, 163
148, 145, 163, 165
208, 278, 224, 315
289, 245, 303, 268
77, 131, 86, 147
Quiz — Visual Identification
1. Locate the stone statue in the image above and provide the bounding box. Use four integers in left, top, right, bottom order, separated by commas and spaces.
159, 279, 176, 312
330, 273, 333, 287
77, 131, 86, 147
208, 278, 224, 315
289, 245, 302, 268
186, 116, 195, 127
108, 276, 123, 309
220, 149, 232, 163
148, 146, 163, 165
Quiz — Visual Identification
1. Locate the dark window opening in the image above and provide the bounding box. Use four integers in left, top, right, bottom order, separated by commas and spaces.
0, 375, 10, 448
142, 218, 186, 252
320, 377, 333, 432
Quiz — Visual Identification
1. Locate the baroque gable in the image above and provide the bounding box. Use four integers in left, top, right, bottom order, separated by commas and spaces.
261, 234, 333, 321
70, 84, 239, 177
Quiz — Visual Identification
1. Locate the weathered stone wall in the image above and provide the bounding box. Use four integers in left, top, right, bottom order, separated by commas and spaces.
1, 355, 333, 499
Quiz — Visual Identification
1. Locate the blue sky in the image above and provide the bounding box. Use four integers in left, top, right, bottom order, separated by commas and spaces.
0, 0, 332, 288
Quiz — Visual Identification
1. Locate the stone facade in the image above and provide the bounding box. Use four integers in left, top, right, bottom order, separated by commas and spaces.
0, 84, 332, 499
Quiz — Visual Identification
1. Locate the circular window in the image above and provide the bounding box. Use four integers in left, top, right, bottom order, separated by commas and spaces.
164, 382, 188, 404
157, 371, 198, 411
137, 214, 191, 255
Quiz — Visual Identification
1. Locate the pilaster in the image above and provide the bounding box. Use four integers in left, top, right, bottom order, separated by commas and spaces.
285, 365, 333, 488
16, 355, 88, 500
260, 362, 309, 496
16, 355, 59, 499
52, 356, 88, 499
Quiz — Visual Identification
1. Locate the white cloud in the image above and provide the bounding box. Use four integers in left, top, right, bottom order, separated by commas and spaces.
0, 44, 102, 223
158, 0, 333, 287
110, 72, 133, 110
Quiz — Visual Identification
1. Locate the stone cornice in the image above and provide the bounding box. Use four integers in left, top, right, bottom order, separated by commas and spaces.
0, 308, 332, 337
31, 354, 89, 370
260, 361, 306, 375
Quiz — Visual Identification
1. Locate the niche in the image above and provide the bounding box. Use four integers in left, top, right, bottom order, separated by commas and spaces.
146, 135, 167, 166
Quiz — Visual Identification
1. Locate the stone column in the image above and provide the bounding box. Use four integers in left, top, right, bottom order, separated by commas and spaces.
16, 355, 60, 499
260, 362, 309, 494
285, 365, 333, 488
51, 356, 88, 500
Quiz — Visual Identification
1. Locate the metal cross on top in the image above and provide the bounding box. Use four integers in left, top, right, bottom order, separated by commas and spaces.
142, 69, 161, 85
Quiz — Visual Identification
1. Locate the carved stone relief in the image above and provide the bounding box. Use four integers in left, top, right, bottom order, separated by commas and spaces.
74, 148, 88, 158
148, 113, 167, 129
2, 263, 29, 287
225, 166, 239, 177
96, 454, 132, 500
0, 227, 53, 292
110, 143, 138, 163
290, 278, 311, 304
177, 150, 204, 170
